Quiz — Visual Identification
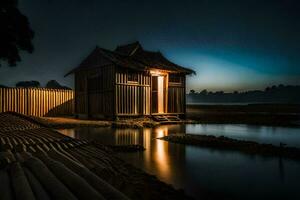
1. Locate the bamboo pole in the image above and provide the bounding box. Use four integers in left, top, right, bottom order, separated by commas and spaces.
0, 88, 2, 113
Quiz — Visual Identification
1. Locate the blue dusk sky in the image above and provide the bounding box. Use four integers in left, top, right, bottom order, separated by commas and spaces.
0, 0, 299, 92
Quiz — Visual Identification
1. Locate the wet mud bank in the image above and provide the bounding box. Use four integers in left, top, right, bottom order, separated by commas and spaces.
159, 134, 300, 160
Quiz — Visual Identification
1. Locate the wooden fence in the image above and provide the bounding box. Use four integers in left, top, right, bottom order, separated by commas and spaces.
0, 88, 74, 117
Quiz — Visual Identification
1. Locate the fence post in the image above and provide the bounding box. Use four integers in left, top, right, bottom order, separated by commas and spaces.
0, 88, 2, 113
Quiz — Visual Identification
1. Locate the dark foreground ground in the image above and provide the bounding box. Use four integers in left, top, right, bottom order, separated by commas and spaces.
0, 112, 191, 200
187, 104, 300, 126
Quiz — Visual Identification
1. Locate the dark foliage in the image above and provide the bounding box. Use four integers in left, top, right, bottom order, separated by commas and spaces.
0, 0, 34, 66
189, 89, 195, 94
0, 84, 8, 88
16, 80, 40, 88
187, 85, 300, 104
46, 80, 71, 90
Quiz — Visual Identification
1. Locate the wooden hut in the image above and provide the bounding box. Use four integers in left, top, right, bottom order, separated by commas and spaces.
65, 42, 195, 120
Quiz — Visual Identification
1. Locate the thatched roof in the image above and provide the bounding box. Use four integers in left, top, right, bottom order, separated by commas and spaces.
65, 41, 195, 76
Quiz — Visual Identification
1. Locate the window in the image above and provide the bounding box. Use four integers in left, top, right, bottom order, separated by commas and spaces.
128, 73, 138, 82
169, 74, 181, 83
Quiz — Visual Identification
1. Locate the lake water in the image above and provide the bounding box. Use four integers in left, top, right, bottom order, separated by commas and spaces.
57, 124, 300, 200
187, 102, 255, 105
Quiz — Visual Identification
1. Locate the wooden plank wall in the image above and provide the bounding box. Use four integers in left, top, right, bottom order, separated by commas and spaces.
87, 66, 114, 116
168, 75, 185, 113
115, 70, 151, 116
75, 65, 114, 117
0, 88, 74, 117
75, 71, 86, 114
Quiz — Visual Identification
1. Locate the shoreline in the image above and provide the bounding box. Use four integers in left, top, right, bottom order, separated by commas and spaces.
28, 114, 196, 129
0, 112, 193, 200
28, 104, 300, 129
159, 134, 300, 160
187, 104, 300, 127
6, 103, 298, 129
29, 115, 300, 130
187, 113, 300, 127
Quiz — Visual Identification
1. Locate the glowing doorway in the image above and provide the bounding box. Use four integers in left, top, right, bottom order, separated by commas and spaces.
152, 75, 165, 113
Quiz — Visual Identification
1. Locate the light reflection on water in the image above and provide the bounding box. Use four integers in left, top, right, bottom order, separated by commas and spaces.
57, 124, 300, 200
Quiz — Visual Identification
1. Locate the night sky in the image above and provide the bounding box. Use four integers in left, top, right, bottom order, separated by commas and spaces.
1, 0, 300, 92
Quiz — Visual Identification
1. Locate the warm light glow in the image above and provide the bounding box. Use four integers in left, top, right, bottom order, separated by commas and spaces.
150, 70, 159, 75
143, 129, 151, 165
156, 127, 167, 138
58, 129, 75, 138
149, 69, 168, 76
115, 129, 139, 145
157, 76, 164, 113
153, 127, 170, 178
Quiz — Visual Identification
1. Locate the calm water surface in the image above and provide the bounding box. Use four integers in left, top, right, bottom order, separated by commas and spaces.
58, 124, 300, 200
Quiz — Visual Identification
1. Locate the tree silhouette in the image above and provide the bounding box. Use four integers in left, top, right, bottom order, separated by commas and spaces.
189, 89, 196, 94
187, 84, 300, 104
16, 80, 40, 88
46, 80, 71, 90
200, 89, 208, 95
0, 84, 8, 88
0, 0, 34, 66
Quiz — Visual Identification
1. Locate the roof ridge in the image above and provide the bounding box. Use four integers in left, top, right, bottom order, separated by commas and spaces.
129, 43, 140, 56
65, 43, 196, 77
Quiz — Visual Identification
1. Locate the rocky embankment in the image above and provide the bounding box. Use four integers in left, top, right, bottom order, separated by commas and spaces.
0, 112, 191, 200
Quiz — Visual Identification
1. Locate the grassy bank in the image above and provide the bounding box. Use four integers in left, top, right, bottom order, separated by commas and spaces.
160, 134, 300, 160
187, 104, 300, 126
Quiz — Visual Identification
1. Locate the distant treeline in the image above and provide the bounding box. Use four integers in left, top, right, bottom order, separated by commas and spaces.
0, 80, 71, 90
187, 85, 300, 104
